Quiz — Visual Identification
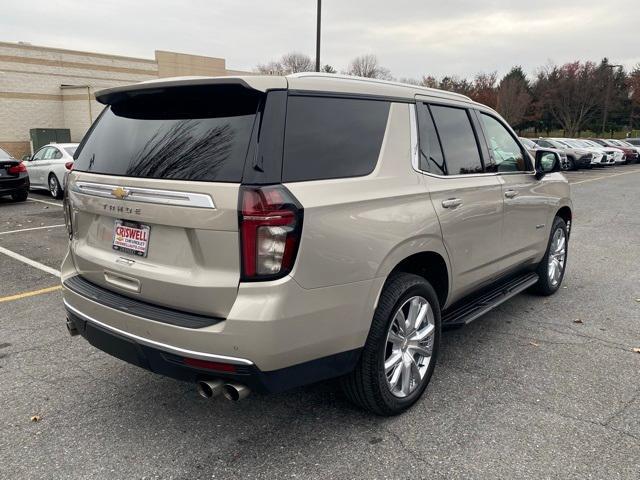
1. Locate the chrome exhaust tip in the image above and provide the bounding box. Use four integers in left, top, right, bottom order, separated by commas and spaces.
222, 382, 250, 401
196, 380, 224, 399
66, 318, 79, 337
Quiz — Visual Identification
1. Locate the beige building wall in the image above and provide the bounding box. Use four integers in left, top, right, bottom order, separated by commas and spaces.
0, 41, 250, 158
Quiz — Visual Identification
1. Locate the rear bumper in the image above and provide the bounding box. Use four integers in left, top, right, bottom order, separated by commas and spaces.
0, 174, 29, 195
61, 251, 380, 388
65, 306, 360, 393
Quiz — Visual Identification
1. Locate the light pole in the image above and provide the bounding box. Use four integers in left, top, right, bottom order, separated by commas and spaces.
315, 0, 321, 72
601, 64, 623, 134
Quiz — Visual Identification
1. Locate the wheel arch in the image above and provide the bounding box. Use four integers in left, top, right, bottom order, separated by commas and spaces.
389, 251, 449, 308
556, 205, 572, 235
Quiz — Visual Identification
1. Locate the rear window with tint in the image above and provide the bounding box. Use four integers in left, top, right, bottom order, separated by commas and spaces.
74, 86, 261, 182
283, 96, 390, 182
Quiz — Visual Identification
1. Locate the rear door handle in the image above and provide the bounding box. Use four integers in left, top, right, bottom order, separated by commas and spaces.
441, 198, 463, 208
504, 189, 518, 199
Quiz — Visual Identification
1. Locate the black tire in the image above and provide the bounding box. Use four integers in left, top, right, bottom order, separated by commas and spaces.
567, 157, 576, 171
341, 273, 441, 416
11, 189, 28, 202
48, 173, 63, 199
533, 216, 568, 296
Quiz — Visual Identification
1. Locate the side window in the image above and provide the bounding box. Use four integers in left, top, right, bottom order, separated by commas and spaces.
283, 96, 390, 182
32, 147, 48, 161
51, 148, 63, 160
537, 140, 552, 148
429, 105, 483, 175
416, 104, 446, 175
43, 148, 57, 160
480, 113, 529, 172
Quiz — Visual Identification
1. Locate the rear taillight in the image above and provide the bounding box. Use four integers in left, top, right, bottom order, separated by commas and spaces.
65, 162, 74, 170
239, 185, 303, 281
63, 183, 73, 238
7, 162, 27, 174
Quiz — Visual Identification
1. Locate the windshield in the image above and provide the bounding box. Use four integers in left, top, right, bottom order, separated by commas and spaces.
520, 138, 535, 148
64, 146, 77, 156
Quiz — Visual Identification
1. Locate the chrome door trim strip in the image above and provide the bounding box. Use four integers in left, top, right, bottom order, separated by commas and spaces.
71, 181, 215, 209
64, 299, 254, 366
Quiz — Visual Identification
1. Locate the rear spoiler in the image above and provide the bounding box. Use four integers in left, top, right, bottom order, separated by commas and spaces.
95, 77, 264, 106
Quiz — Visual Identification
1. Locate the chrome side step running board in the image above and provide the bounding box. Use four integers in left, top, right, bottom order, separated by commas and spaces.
442, 272, 539, 327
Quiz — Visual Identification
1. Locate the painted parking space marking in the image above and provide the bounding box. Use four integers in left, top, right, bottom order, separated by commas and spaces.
0, 224, 65, 236
0, 245, 60, 277
27, 197, 63, 207
570, 169, 640, 185
0, 285, 62, 304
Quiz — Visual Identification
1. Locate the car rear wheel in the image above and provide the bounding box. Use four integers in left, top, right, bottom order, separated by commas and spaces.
341, 273, 441, 415
533, 216, 568, 296
48, 174, 63, 199
11, 189, 28, 202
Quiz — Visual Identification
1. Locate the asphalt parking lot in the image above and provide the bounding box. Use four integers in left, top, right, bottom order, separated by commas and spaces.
1, 165, 639, 479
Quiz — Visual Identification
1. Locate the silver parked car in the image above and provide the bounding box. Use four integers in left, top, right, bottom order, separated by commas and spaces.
520, 137, 570, 170
62, 74, 572, 415
533, 138, 594, 169
24, 143, 78, 198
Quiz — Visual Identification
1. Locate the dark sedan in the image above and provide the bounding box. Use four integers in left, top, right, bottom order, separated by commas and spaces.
0, 147, 29, 201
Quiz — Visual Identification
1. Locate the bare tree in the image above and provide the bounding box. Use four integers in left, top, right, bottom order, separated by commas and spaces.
281, 52, 314, 73
256, 52, 314, 75
628, 64, 640, 130
471, 72, 498, 109
496, 67, 532, 128
346, 54, 393, 80
536, 61, 603, 136
420, 75, 440, 88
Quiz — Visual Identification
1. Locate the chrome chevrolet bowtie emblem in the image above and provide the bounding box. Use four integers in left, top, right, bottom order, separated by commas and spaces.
111, 187, 130, 200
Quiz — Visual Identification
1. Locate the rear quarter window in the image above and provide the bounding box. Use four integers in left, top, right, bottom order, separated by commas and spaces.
282, 96, 390, 182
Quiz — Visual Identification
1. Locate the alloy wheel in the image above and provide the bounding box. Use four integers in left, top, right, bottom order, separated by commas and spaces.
548, 228, 566, 286
49, 176, 59, 197
384, 296, 435, 398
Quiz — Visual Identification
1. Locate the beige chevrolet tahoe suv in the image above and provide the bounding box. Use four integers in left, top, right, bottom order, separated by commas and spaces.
62, 73, 572, 415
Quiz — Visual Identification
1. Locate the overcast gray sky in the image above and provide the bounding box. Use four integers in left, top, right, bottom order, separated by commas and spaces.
2, 0, 638, 79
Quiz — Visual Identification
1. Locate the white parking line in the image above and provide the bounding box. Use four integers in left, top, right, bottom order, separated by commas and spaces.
27, 197, 63, 207
0, 245, 60, 277
0, 224, 65, 236
571, 169, 640, 185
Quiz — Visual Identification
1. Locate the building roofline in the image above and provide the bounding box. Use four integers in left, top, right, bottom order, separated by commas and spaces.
0, 40, 157, 64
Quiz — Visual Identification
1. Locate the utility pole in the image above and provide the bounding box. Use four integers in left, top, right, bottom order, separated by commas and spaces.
315, 0, 321, 72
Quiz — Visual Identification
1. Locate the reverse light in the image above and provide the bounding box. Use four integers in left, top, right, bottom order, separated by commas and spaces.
239, 185, 303, 281
7, 162, 27, 174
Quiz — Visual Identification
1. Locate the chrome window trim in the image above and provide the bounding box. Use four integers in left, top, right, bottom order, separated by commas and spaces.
409, 103, 536, 179
64, 299, 254, 366
71, 181, 216, 209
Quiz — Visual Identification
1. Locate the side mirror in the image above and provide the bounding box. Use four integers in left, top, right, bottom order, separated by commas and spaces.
22, 155, 31, 162
535, 150, 559, 179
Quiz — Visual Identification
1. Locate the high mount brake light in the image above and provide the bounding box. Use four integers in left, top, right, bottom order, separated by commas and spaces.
7, 162, 27, 174
239, 185, 303, 281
